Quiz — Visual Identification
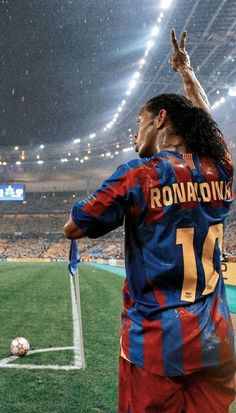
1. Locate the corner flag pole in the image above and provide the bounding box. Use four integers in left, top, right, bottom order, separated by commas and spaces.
68, 240, 86, 369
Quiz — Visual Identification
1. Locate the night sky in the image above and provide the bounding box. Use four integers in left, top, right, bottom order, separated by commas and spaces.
0, 0, 236, 152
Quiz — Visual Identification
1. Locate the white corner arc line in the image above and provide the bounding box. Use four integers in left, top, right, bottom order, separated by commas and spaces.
0, 346, 80, 370
1, 364, 81, 371
0, 275, 85, 371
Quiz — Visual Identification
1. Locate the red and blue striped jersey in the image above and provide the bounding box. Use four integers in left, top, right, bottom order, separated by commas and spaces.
71, 150, 235, 376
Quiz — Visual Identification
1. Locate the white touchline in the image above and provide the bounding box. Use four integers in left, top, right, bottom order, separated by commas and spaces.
70, 275, 85, 368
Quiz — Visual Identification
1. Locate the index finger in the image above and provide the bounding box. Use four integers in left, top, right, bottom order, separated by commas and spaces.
171, 28, 179, 51
179, 31, 187, 51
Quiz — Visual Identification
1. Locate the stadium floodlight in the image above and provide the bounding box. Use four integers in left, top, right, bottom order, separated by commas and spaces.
122, 147, 133, 152
160, 0, 172, 9
129, 79, 137, 89
228, 86, 236, 96
146, 40, 154, 51
151, 26, 160, 37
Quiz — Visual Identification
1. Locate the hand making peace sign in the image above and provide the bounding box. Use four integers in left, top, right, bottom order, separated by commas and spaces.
169, 28, 191, 71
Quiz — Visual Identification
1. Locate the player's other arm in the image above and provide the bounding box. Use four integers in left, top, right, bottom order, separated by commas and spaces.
169, 29, 211, 114
64, 218, 84, 240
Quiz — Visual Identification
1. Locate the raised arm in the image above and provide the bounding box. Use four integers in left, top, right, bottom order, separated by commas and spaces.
169, 29, 211, 114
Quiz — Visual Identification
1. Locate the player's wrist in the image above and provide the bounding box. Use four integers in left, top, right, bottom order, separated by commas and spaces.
178, 66, 196, 84
177, 65, 194, 75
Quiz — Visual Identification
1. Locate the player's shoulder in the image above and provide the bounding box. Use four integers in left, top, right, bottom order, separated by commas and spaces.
114, 153, 171, 179
113, 158, 147, 176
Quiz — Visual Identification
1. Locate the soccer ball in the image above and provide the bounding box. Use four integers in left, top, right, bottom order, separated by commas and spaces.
10, 337, 30, 357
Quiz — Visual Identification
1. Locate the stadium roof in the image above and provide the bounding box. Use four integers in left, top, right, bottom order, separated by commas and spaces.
0, 0, 236, 189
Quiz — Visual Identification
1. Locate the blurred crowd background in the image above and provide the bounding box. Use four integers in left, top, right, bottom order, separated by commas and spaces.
0, 187, 235, 262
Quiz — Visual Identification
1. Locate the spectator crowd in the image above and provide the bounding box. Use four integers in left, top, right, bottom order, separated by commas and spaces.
0, 191, 235, 262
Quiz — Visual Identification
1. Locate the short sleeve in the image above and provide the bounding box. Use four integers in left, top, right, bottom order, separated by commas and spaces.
71, 164, 131, 238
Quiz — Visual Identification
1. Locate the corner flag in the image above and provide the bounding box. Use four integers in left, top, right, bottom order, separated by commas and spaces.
68, 240, 85, 369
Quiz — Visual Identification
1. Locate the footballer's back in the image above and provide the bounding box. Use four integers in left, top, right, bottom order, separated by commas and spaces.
124, 150, 233, 308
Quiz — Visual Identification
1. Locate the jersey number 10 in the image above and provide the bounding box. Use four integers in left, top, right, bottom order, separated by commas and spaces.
176, 223, 223, 302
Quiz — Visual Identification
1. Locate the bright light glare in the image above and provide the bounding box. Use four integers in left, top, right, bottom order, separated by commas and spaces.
40, 144, 44, 149
146, 40, 154, 50
151, 26, 159, 36
228, 86, 236, 96
160, 0, 172, 9
129, 79, 137, 89
74, 138, 81, 144
211, 96, 226, 110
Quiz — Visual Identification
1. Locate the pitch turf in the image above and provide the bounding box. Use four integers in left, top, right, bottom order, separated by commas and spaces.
0, 263, 235, 413
0, 263, 123, 413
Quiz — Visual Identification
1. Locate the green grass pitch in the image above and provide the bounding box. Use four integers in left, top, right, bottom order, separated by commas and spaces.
0, 263, 235, 413
0, 263, 123, 413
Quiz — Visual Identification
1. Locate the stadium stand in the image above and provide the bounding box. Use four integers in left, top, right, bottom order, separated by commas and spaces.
0, 191, 235, 262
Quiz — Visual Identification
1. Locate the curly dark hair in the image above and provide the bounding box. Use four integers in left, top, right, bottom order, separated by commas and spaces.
143, 94, 229, 163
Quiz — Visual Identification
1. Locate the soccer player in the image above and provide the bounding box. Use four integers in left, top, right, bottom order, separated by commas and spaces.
64, 30, 235, 412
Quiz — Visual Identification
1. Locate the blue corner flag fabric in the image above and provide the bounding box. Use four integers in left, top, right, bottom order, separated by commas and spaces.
68, 240, 80, 276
